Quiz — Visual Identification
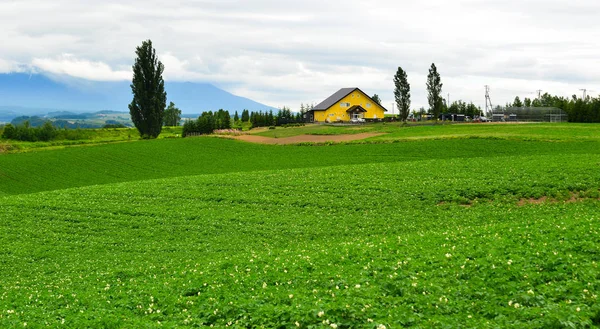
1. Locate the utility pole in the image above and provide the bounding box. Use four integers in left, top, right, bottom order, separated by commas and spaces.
536, 89, 543, 100
580, 89, 587, 100
484, 85, 494, 117
447, 93, 450, 107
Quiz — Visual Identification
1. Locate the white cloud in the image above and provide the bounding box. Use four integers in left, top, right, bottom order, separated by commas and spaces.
31, 55, 131, 81
0, 58, 22, 73
0, 0, 599, 109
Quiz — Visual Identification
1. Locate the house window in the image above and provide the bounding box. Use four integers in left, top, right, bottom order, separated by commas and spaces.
340, 102, 350, 107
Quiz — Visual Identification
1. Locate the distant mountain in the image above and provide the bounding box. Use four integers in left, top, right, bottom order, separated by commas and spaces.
0, 73, 276, 121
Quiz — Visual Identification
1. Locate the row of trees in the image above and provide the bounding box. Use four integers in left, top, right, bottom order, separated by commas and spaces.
241, 107, 304, 128
1, 121, 57, 141
182, 110, 232, 136
393, 63, 444, 122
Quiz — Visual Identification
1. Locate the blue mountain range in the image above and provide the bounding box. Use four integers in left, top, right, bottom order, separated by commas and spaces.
0, 73, 276, 121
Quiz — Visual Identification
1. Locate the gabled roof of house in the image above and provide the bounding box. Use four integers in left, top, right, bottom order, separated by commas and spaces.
346, 105, 367, 113
311, 87, 388, 112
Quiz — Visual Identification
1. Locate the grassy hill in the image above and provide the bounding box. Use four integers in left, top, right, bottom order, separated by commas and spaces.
1, 124, 600, 327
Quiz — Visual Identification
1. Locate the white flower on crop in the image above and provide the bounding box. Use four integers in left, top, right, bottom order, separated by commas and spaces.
23, 323, 27, 327
262, 282, 267, 289
289, 294, 294, 299
355, 284, 361, 288
318, 311, 325, 317
527, 289, 534, 295
7, 310, 15, 314
412, 282, 417, 287
295, 321, 300, 327
445, 253, 452, 258
507, 260, 513, 265
330, 324, 338, 329
368, 318, 373, 323
468, 315, 472, 318
577, 307, 581, 312
508, 300, 513, 306
566, 299, 572, 304
377, 324, 386, 329
513, 303, 520, 308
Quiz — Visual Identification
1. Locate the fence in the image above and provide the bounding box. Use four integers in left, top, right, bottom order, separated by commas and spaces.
491, 107, 567, 122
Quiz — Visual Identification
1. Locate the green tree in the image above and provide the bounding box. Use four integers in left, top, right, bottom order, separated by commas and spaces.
426, 63, 443, 122
371, 94, 382, 105
234, 111, 239, 122
512, 96, 523, 107
163, 102, 182, 126
241, 109, 250, 122
393, 67, 411, 122
1, 123, 15, 139
524, 97, 532, 107
129, 39, 167, 138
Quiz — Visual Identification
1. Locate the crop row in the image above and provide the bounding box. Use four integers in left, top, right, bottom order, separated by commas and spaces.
2, 137, 600, 195
1, 152, 600, 327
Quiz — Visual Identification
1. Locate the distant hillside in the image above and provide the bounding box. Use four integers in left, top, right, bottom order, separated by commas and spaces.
0, 73, 276, 121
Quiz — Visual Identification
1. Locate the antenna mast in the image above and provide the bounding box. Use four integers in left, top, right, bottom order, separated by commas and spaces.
485, 85, 494, 115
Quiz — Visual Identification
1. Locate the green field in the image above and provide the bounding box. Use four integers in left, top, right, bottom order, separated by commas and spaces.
252, 122, 600, 142
0, 126, 183, 153
1, 124, 600, 328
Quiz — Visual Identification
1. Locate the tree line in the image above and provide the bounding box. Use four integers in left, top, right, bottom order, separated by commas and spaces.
0, 121, 92, 142
182, 108, 305, 137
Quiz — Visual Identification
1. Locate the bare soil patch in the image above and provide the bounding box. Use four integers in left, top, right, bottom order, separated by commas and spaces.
517, 192, 599, 206
227, 133, 384, 145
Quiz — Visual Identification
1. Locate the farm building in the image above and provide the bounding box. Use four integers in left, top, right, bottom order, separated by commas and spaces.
306, 88, 387, 122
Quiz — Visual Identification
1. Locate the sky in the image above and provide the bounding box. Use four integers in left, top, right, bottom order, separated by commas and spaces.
1, 0, 599, 112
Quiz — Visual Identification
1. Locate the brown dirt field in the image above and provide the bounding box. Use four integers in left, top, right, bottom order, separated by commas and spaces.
226, 133, 384, 145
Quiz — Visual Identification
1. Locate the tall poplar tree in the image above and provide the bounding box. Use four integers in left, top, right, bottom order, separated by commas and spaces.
393, 67, 411, 122
129, 40, 167, 138
426, 63, 443, 122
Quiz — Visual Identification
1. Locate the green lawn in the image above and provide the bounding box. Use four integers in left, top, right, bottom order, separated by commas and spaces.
252, 122, 600, 142
1, 124, 600, 328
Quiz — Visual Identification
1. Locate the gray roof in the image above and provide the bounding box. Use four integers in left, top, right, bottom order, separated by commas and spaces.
312, 88, 357, 110
346, 105, 367, 113
311, 87, 388, 112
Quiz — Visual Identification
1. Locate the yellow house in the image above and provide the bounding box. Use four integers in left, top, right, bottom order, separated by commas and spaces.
307, 88, 387, 122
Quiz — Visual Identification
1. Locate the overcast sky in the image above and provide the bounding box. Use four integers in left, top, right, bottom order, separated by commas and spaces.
1, 0, 599, 111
